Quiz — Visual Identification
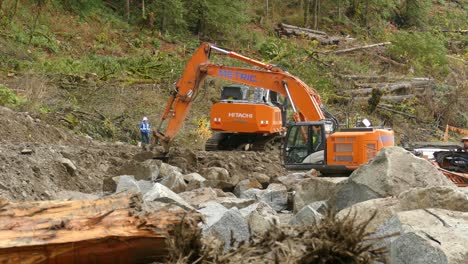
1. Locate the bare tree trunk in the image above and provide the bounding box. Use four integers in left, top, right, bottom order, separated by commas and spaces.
337, 0, 341, 20
125, 0, 130, 21
303, 0, 310, 27
142, 0, 145, 18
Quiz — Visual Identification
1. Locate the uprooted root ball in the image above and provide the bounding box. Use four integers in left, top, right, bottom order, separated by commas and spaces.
164, 209, 389, 264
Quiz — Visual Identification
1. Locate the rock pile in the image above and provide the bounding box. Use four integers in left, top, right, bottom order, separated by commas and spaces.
49, 146, 467, 262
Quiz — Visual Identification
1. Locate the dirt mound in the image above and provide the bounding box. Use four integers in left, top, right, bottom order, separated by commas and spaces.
0, 106, 141, 201
166, 147, 286, 182
0, 142, 139, 201
0, 106, 82, 145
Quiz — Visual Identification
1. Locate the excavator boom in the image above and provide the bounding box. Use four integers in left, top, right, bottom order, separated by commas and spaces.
156, 43, 325, 147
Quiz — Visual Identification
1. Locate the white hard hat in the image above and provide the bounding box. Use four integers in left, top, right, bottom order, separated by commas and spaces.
142, 116, 148, 121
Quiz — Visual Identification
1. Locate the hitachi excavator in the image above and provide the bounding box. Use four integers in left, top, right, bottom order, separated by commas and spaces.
155, 42, 394, 174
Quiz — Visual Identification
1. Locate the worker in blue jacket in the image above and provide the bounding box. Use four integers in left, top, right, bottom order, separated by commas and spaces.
139, 117, 151, 147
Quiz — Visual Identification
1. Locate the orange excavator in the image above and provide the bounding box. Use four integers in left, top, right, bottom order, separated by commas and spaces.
156, 42, 394, 174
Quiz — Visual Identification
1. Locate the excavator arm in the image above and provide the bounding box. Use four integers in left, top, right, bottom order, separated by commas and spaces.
156, 42, 326, 149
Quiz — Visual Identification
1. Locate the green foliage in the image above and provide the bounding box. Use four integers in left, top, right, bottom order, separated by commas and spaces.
183, 0, 248, 38
399, 0, 432, 28
388, 32, 449, 76
0, 84, 25, 107
149, 0, 187, 33
258, 39, 288, 60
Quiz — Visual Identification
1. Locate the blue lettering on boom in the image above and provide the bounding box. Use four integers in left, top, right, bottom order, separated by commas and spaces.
218, 70, 257, 83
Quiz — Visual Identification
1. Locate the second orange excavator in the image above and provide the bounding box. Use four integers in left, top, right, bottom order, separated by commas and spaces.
156, 43, 394, 174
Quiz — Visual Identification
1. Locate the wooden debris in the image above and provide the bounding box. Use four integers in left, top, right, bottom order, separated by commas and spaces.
327, 42, 391, 55
352, 95, 416, 103
0, 194, 201, 264
276, 23, 353, 45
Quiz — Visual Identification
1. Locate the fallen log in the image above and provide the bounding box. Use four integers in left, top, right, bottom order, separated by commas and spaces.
342, 81, 433, 96
277, 23, 327, 35
327, 42, 391, 55
276, 23, 353, 45
0, 194, 201, 264
352, 95, 415, 102
377, 105, 416, 119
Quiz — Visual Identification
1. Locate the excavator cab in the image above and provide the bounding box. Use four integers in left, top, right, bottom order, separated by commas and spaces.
284, 122, 394, 175
284, 122, 327, 165
220, 85, 250, 102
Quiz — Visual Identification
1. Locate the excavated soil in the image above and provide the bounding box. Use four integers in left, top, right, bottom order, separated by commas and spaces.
0, 106, 287, 201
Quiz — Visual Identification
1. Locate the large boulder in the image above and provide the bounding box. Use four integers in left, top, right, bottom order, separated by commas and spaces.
289, 204, 323, 225
143, 183, 193, 210
375, 209, 468, 264
337, 186, 468, 234
398, 186, 468, 212
275, 172, 307, 191
337, 197, 401, 233
333, 147, 455, 211
167, 147, 198, 173
112, 175, 153, 195
293, 177, 347, 213
251, 172, 270, 188
201, 167, 239, 191
179, 188, 218, 208
233, 178, 263, 197
117, 159, 161, 181
256, 183, 288, 212
240, 202, 279, 235
199, 204, 250, 252
239, 188, 263, 199
183, 172, 206, 191
158, 163, 187, 193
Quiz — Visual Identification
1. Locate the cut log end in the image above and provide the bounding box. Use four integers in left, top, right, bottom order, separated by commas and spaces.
0, 193, 201, 264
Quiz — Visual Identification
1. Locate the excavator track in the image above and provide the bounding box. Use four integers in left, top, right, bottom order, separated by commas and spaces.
205, 132, 283, 152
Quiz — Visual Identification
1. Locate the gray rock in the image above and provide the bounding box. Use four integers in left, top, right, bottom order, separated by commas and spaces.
20, 149, 33, 155
183, 172, 206, 191
252, 172, 270, 188
117, 159, 161, 181
143, 183, 193, 210
375, 209, 468, 264
257, 183, 288, 212
234, 179, 263, 198
337, 186, 468, 235
276, 172, 306, 191
59, 157, 77, 175
333, 147, 455, 211
115, 175, 139, 193
240, 188, 263, 199
137, 180, 154, 195
398, 186, 468, 212
337, 197, 401, 234
159, 163, 187, 193
202, 207, 250, 252
240, 202, 279, 235
391, 232, 448, 264
179, 187, 218, 208
293, 177, 346, 213
289, 205, 323, 225
308, 200, 328, 214
216, 197, 256, 209
201, 167, 239, 191
198, 201, 229, 227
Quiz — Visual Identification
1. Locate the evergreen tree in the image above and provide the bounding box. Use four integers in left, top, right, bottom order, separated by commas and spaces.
183, 0, 247, 38
149, 0, 186, 33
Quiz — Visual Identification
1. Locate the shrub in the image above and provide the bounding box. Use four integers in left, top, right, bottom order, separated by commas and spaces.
388, 32, 448, 76
0, 84, 25, 107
